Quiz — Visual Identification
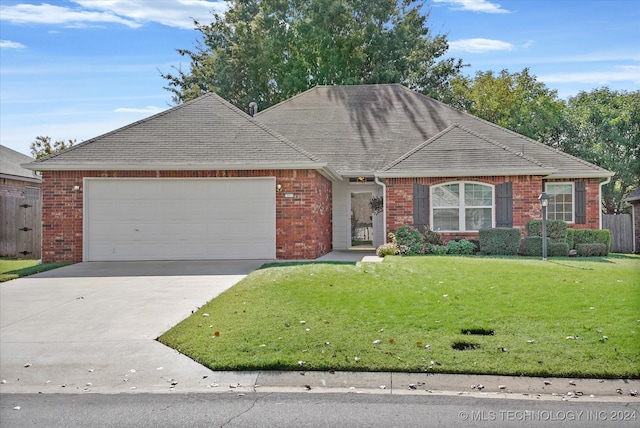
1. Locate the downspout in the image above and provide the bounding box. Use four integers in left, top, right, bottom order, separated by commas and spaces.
375, 176, 387, 243
599, 177, 612, 229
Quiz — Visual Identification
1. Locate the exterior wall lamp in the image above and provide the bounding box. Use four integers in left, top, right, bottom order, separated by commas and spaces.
538, 192, 550, 261
276, 184, 283, 193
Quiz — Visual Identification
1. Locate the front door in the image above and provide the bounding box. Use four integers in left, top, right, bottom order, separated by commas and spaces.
350, 192, 373, 247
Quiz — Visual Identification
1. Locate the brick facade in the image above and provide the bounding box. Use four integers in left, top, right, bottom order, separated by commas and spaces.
0, 177, 41, 199
385, 176, 603, 243
40, 169, 332, 263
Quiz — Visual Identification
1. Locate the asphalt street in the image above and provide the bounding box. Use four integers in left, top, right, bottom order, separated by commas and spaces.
1, 392, 639, 428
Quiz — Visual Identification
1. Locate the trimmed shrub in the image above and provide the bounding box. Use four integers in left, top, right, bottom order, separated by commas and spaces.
428, 244, 449, 255
566, 228, 575, 250
479, 228, 521, 255
395, 226, 423, 255
376, 243, 398, 257
523, 237, 569, 257
572, 229, 611, 254
422, 228, 444, 246
446, 239, 476, 255
523, 237, 543, 257
576, 243, 608, 257
526, 220, 568, 241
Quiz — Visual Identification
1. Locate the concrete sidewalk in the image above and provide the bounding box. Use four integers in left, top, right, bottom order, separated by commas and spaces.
1, 255, 638, 402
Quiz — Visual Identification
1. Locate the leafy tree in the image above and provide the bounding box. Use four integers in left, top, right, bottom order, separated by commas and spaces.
30, 136, 75, 159
446, 68, 566, 144
564, 88, 640, 213
161, 0, 465, 110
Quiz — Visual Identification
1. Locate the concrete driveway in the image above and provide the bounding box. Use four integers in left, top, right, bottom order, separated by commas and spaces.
0, 260, 269, 393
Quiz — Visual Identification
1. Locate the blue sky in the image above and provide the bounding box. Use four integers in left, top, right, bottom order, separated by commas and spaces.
1, 0, 639, 156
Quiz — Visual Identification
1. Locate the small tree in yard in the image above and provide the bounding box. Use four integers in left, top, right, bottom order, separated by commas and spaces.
30, 136, 75, 159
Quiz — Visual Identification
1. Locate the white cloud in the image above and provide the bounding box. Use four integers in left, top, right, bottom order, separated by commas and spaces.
539, 66, 640, 85
433, 0, 509, 14
0, 40, 26, 49
449, 38, 514, 53
0, 0, 225, 30
0, 3, 142, 28
115, 106, 165, 114
74, 0, 225, 29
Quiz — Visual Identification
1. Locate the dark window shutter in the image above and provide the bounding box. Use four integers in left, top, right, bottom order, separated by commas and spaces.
413, 183, 429, 232
496, 182, 513, 228
575, 181, 586, 224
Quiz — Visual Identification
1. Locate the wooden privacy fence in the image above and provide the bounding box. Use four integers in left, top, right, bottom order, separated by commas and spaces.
0, 196, 42, 259
603, 214, 633, 254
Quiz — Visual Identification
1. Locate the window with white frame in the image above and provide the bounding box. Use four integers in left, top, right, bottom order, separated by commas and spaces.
431, 182, 493, 231
546, 183, 574, 222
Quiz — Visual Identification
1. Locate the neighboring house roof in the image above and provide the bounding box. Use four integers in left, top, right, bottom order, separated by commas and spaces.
0, 145, 41, 183
624, 188, 640, 203
257, 84, 613, 178
23, 93, 340, 180
24, 84, 613, 181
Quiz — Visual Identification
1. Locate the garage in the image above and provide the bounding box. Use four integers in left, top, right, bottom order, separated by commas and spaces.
83, 178, 276, 261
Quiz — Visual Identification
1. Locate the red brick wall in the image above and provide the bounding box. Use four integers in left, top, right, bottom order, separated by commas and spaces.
385, 176, 602, 242
0, 177, 40, 199
40, 170, 332, 263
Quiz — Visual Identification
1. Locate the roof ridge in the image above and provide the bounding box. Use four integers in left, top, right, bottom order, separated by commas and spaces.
256, 86, 320, 116
31, 95, 209, 163
381, 123, 551, 172
222, 98, 322, 163
381, 124, 456, 171
398, 85, 610, 174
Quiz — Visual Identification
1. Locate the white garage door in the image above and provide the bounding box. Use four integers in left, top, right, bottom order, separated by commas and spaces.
84, 178, 276, 261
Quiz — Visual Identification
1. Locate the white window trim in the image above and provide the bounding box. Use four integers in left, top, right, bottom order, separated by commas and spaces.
430, 181, 495, 232
545, 182, 575, 224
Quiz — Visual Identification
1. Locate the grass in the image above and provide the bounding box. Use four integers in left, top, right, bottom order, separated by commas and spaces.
0, 258, 71, 282
158, 255, 640, 378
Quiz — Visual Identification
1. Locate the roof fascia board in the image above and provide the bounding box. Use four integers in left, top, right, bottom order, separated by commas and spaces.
22, 162, 344, 182
0, 173, 41, 183
544, 172, 615, 179
377, 168, 557, 178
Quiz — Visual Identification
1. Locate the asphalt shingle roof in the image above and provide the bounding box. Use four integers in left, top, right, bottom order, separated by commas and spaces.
25, 84, 612, 180
26, 93, 321, 169
256, 84, 612, 178
0, 145, 40, 181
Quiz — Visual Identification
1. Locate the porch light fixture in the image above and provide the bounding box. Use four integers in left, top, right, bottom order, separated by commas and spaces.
72, 185, 80, 192
276, 184, 283, 193
538, 192, 550, 261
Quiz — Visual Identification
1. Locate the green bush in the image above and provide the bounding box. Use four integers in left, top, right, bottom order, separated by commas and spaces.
526, 220, 568, 241
428, 244, 449, 255
422, 228, 444, 246
395, 226, 423, 255
572, 229, 611, 254
576, 243, 608, 257
523, 237, 569, 257
566, 228, 575, 250
446, 239, 476, 255
376, 242, 398, 257
479, 228, 521, 255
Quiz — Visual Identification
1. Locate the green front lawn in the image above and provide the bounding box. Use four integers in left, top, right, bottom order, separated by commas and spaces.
159, 255, 640, 378
0, 259, 71, 282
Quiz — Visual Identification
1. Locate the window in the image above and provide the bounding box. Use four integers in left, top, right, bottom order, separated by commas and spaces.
431, 182, 493, 231
25, 186, 40, 200
546, 183, 573, 222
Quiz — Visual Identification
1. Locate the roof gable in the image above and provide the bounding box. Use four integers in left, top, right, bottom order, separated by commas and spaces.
25, 93, 325, 171
380, 124, 555, 177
